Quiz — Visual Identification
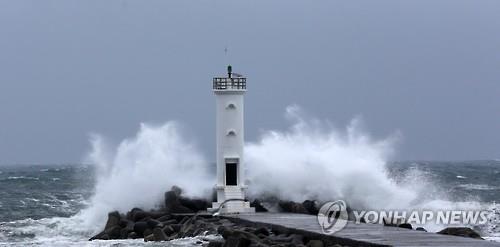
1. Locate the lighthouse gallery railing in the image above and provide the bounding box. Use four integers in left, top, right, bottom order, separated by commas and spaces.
213, 77, 246, 90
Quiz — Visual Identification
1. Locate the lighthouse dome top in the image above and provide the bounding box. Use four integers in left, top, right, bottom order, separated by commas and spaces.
213, 65, 246, 91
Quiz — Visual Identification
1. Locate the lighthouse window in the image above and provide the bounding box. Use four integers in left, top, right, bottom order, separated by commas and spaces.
227, 130, 236, 136
226, 103, 236, 109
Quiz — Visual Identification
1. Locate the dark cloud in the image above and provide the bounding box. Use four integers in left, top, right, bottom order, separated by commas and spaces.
0, 0, 499, 163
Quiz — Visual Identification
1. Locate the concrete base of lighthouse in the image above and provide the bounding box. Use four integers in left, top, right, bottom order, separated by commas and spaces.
208, 186, 255, 214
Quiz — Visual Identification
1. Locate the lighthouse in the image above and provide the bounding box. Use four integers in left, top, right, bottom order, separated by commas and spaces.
209, 66, 255, 214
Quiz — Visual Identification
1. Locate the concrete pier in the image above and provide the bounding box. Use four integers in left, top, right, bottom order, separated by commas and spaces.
225, 213, 500, 247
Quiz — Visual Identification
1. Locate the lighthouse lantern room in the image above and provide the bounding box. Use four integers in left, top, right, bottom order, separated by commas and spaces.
209, 66, 255, 214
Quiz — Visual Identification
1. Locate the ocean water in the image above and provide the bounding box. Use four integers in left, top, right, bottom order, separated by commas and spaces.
0, 161, 499, 246
0, 164, 212, 246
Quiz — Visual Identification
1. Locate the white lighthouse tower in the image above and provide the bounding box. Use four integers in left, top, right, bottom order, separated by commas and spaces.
209, 66, 254, 214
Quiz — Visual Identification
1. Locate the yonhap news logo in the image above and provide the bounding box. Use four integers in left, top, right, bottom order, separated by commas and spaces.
317, 200, 348, 234
317, 200, 490, 235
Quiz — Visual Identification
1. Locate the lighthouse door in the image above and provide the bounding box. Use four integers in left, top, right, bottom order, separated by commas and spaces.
225, 162, 238, 186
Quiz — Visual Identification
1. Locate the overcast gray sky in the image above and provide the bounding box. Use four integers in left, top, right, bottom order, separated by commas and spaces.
0, 0, 499, 164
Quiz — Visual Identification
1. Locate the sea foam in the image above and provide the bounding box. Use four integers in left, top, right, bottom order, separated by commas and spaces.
80, 122, 212, 229
245, 106, 421, 210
